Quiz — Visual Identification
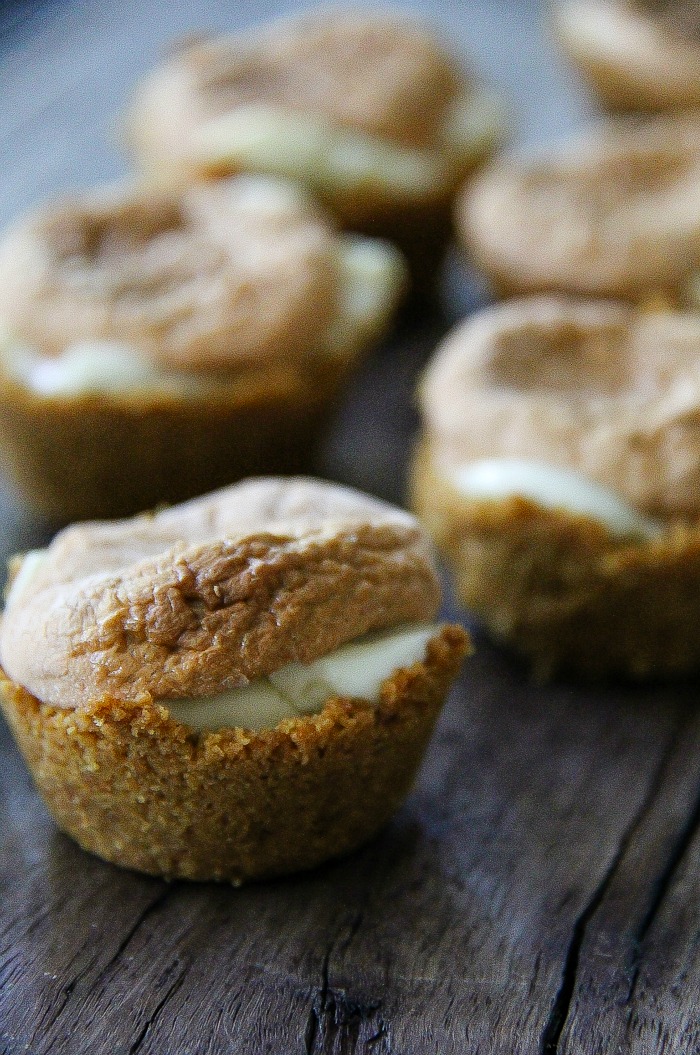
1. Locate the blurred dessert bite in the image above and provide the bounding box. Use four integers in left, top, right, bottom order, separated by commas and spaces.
458, 114, 700, 304
412, 296, 700, 680
0, 175, 406, 520
124, 8, 506, 291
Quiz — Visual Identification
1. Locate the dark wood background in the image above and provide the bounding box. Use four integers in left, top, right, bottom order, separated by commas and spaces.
2, 2, 699, 1053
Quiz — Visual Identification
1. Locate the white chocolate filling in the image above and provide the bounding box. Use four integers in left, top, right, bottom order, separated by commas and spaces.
0, 209, 405, 398
1, 337, 220, 398
165, 623, 438, 732
191, 94, 503, 200
324, 235, 406, 355
166, 681, 297, 733
192, 104, 447, 197
451, 459, 663, 540
442, 90, 507, 162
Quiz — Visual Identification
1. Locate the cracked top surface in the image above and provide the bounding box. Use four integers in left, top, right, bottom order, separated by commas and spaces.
0, 477, 440, 709
0, 178, 339, 371
126, 9, 466, 156
419, 296, 700, 519
461, 115, 700, 300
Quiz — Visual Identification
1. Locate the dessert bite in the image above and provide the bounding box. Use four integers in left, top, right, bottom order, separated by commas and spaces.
458, 115, 700, 303
0, 477, 469, 882
124, 9, 506, 289
0, 176, 406, 520
554, 0, 700, 112
412, 296, 700, 679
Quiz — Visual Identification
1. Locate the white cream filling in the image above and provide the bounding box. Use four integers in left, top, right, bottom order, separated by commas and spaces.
166, 681, 298, 733
451, 459, 662, 540
164, 622, 437, 732
1, 337, 221, 398
442, 90, 507, 162
191, 95, 505, 199
219, 172, 311, 218
192, 103, 448, 198
324, 235, 406, 355
0, 230, 404, 397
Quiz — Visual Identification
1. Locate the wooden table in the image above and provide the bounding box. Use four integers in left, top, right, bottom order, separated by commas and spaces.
2, 2, 699, 1052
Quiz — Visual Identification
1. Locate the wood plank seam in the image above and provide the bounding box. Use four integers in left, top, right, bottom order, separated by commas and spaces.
91, 885, 173, 987
623, 752, 700, 1022
127, 962, 188, 1055
304, 907, 392, 1054
539, 716, 694, 1055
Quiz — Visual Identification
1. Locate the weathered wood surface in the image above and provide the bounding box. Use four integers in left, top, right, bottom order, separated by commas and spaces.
2, 1, 700, 1052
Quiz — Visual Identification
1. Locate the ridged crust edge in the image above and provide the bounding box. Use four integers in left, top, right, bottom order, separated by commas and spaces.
0, 624, 470, 883
411, 442, 700, 680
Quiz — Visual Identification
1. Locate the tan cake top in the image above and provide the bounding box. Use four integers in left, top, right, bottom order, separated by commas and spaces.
460, 115, 700, 300
0, 477, 440, 710
127, 9, 463, 153
121, 6, 505, 208
419, 296, 700, 519
0, 178, 340, 371
183, 10, 461, 149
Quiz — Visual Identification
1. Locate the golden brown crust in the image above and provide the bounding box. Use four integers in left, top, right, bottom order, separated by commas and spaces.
0, 477, 440, 708
553, 0, 700, 113
0, 624, 470, 882
0, 180, 339, 371
0, 360, 340, 521
458, 115, 700, 302
411, 442, 700, 680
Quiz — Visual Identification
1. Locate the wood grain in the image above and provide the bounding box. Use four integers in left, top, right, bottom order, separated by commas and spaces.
1, 0, 699, 1052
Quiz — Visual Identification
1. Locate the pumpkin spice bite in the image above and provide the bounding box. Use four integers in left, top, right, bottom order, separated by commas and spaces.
458, 114, 700, 305
411, 296, 700, 680
0, 476, 469, 883
0, 176, 406, 521
124, 8, 506, 291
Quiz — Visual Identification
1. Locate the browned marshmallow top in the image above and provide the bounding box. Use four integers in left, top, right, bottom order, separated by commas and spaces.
419, 297, 700, 519
461, 116, 700, 300
182, 12, 461, 148
0, 478, 440, 709
0, 180, 339, 371
126, 10, 468, 171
